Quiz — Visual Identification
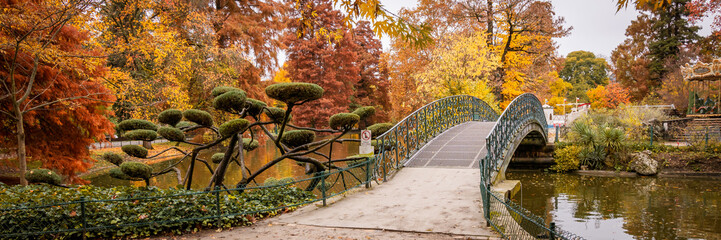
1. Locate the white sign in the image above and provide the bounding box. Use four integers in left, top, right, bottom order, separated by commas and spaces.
359, 130, 373, 155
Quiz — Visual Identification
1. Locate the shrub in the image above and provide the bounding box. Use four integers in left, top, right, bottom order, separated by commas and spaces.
183, 109, 214, 127
213, 90, 247, 113
123, 129, 158, 141
551, 145, 582, 172
102, 152, 124, 166
121, 145, 148, 158
352, 106, 375, 120
157, 127, 185, 142
176, 121, 195, 129
211, 86, 244, 97
117, 119, 158, 131
243, 138, 260, 151
265, 82, 324, 105
245, 98, 267, 116
265, 107, 288, 122
109, 168, 134, 180
367, 123, 394, 137
263, 177, 294, 186
157, 109, 183, 127
329, 113, 360, 130
25, 168, 62, 185
371, 139, 395, 151
211, 153, 225, 164
280, 130, 316, 148
0, 184, 315, 239
120, 162, 152, 180
218, 119, 250, 138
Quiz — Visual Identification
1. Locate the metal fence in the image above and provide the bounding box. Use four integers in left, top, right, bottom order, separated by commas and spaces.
0, 159, 373, 239
480, 93, 584, 240
373, 95, 499, 181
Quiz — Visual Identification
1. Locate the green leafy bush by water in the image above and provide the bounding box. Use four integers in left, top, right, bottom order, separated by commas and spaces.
551, 145, 582, 172
0, 184, 315, 239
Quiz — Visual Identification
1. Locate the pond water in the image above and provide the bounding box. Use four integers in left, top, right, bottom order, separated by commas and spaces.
506, 171, 721, 240
90, 136, 360, 189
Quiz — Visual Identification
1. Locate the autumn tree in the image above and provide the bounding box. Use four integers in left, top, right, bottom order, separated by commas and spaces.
586, 83, 631, 109
611, 14, 654, 101
351, 21, 391, 122
0, 0, 115, 185
559, 51, 610, 102
284, 0, 360, 128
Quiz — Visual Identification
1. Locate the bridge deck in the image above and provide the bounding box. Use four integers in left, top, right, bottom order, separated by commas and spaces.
406, 121, 496, 168
263, 121, 499, 238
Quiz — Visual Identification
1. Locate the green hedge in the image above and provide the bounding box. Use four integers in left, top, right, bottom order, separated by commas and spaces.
0, 184, 315, 239
265, 82, 323, 105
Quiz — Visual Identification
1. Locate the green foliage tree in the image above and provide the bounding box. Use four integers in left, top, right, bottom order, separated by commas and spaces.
559, 51, 610, 102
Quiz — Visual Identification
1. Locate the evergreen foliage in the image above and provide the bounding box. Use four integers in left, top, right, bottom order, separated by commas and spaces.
123, 129, 158, 141
218, 119, 250, 138
102, 152, 124, 166
265, 83, 324, 105
157, 127, 185, 142
157, 109, 183, 127
213, 90, 247, 113
182, 109, 214, 127
329, 113, 360, 130
121, 145, 148, 158
117, 119, 158, 131
25, 169, 62, 185
367, 123, 394, 137
280, 130, 316, 148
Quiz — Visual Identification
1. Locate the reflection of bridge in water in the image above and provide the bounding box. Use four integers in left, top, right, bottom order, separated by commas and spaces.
274, 94, 584, 239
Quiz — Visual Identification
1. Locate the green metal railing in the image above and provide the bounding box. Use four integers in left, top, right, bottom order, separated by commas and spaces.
480, 93, 584, 240
373, 95, 499, 181
0, 159, 374, 239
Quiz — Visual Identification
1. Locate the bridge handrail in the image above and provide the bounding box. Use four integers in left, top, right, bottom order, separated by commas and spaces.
373, 95, 499, 181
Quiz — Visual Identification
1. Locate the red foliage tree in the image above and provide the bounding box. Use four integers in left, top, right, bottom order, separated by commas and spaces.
0, 0, 115, 184
283, 0, 360, 128
351, 21, 390, 122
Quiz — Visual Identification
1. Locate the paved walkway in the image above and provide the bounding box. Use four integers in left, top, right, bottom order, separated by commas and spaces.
406, 122, 496, 168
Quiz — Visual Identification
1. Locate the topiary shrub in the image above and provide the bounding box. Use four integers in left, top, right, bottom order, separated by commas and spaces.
263, 177, 294, 186
183, 109, 213, 127
213, 90, 247, 113
120, 162, 153, 181
176, 121, 195, 129
117, 119, 158, 131
123, 129, 158, 141
551, 145, 582, 172
280, 130, 315, 148
122, 145, 148, 158
211, 153, 225, 164
25, 168, 62, 185
245, 98, 267, 116
109, 168, 133, 180
211, 86, 245, 97
102, 152, 124, 166
265, 82, 324, 105
329, 113, 360, 130
265, 107, 288, 122
367, 123, 394, 138
352, 106, 375, 120
158, 109, 183, 127
157, 127, 185, 142
243, 138, 260, 151
218, 119, 250, 138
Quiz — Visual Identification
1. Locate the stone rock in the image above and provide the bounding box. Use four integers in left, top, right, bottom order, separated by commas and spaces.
631, 150, 659, 176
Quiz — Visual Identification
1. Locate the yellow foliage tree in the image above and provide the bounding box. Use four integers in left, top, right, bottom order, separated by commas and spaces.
414, 32, 501, 111
549, 72, 572, 114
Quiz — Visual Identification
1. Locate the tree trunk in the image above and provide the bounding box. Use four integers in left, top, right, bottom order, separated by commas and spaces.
486, 0, 494, 47
15, 110, 28, 186
142, 140, 153, 149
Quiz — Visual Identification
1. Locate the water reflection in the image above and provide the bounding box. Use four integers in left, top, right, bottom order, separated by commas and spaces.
507, 171, 721, 240
90, 137, 359, 189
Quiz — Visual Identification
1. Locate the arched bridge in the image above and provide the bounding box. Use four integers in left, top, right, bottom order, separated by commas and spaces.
373, 93, 548, 185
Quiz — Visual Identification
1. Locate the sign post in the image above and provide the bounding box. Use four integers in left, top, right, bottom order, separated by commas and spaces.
359, 130, 373, 155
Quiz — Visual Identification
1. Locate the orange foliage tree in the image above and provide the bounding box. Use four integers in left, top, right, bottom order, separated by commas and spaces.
586, 83, 631, 109
0, 0, 115, 184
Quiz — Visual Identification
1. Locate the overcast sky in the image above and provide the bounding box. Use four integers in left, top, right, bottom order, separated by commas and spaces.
379, 0, 714, 58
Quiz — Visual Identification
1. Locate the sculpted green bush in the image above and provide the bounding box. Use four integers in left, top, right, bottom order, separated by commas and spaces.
157, 127, 185, 142
265, 82, 323, 104
175, 121, 195, 129
352, 106, 375, 120
0, 184, 315, 239
329, 113, 360, 130
121, 145, 148, 158
280, 130, 316, 148
183, 109, 214, 127
211, 153, 225, 164
25, 168, 62, 185
218, 119, 250, 138
211, 86, 244, 97
158, 109, 183, 127
120, 162, 153, 180
243, 138, 260, 151
109, 168, 134, 180
551, 145, 582, 172
264, 107, 287, 122
123, 129, 158, 141
367, 123, 394, 137
245, 98, 267, 116
117, 119, 158, 131
102, 152, 124, 166
213, 90, 247, 113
